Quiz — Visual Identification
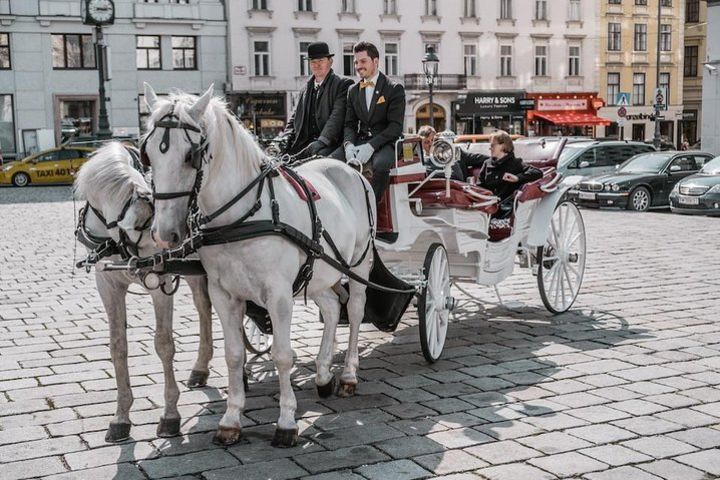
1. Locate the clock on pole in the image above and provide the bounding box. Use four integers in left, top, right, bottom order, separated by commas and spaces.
83, 0, 115, 26
81, 0, 115, 139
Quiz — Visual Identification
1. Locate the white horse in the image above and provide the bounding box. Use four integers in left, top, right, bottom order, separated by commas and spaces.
143, 83, 376, 447
74, 142, 214, 442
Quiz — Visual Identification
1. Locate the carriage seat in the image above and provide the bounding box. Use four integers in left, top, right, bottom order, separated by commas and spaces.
411, 179, 499, 215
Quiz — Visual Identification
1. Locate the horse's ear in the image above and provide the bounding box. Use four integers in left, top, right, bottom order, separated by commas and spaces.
144, 83, 159, 110
189, 84, 214, 122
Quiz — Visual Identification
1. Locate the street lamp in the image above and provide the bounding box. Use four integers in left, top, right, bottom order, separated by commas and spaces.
422, 45, 439, 129
653, 0, 662, 150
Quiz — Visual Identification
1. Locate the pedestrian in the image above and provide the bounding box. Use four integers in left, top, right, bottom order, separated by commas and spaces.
278, 42, 353, 159
418, 125, 489, 182
332, 41, 405, 202
680, 136, 690, 151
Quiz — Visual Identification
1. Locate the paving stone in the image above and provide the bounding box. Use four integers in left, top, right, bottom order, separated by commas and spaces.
0, 457, 67, 480
413, 449, 487, 475
355, 459, 431, 480
463, 440, 542, 465
476, 420, 543, 441
520, 412, 588, 431
139, 450, 238, 478
298, 472, 364, 480
668, 427, 720, 448
294, 445, 389, 474
203, 458, 308, 480
0, 425, 48, 445
675, 448, 720, 475
474, 463, 556, 480
311, 423, 404, 449
426, 427, 494, 449
382, 402, 437, 419
64, 441, 158, 470
566, 405, 631, 423
654, 408, 717, 428
528, 451, 607, 477
310, 409, 395, 431
611, 416, 683, 436
43, 463, 146, 480
517, 431, 592, 454
621, 435, 698, 459
565, 423, 636, 444
422, 397, 476, 414
638, 459, 708, 480
585, 466, 662, 480
608, 399, 668, 416
0, 436, 85, 463
468, 406, 524, 423
374, 434, 446, 459
579, 444, 653, 466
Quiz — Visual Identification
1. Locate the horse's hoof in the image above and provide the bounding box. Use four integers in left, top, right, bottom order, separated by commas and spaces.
105, 422, 131, 443
271, 427, 298, 448
337, 381, 357, 397
212, 426, 242, 446
156, 417, 181, 438
316, 376, 336, 398
187, 370, 209, 388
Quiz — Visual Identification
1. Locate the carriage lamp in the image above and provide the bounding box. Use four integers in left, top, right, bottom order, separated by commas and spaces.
422, 46, 439, 128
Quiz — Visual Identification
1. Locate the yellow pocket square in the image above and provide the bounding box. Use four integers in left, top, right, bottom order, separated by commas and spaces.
376, 96, 386, 105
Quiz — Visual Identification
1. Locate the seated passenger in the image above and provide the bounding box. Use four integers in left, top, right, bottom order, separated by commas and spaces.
418, 125, 488, 182
480, 131, 543, 218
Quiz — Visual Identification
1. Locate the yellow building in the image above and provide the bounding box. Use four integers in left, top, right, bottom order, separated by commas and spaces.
681, 0, 707, 146
597, 0, 685, 146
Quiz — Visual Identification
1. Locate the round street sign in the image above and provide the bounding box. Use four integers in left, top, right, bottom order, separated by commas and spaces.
617, 106, 627, 118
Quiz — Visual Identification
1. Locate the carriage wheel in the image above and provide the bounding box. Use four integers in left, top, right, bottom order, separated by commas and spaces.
242, 317, 273, 355
418, 243, 452, 363
537, 201, 586, 314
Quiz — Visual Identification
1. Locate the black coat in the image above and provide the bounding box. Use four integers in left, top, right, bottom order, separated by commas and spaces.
282, 70, 353, 153
476, 152, 543, 201
343, 71, 406, 151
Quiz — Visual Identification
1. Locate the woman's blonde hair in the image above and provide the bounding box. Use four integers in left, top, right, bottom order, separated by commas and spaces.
490, 130, 514, 154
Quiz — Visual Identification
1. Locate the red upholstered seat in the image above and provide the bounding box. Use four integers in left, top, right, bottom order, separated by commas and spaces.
516, 169, 560, 203
411, 179, 499, 215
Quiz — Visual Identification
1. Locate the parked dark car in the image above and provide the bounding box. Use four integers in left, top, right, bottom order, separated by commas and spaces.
669, 155, 720, 215
567, 151, 715, 211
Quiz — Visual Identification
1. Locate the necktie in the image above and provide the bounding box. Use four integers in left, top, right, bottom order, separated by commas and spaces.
360, 80, 375, 89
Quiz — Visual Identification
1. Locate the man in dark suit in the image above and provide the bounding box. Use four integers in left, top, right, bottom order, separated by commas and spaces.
331, 41, 406, 202
279, 42, 353, 159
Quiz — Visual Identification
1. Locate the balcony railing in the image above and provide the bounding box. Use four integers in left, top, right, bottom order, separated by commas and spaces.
403, 74, 467, 90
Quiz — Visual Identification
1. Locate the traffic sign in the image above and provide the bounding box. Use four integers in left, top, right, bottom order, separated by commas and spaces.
615, 92, 631, 106
654, 87, 667, 111
617, 106, 627, 118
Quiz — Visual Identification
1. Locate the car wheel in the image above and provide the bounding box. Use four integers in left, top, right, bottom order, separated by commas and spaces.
12, 172, 30, 187
628, 186, 651, 212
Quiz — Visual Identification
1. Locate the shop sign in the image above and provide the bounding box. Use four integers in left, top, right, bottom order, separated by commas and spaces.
458, 91, 525, 115
234, 93, 286, 117
537, 98, 588, 111
625, 113, 656, 121
519, 99, 536, 110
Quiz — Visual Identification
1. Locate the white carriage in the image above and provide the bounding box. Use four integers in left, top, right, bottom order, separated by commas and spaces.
371, 134, 587, 362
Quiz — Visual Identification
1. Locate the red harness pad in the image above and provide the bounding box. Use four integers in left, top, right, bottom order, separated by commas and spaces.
280, 169, 321, 202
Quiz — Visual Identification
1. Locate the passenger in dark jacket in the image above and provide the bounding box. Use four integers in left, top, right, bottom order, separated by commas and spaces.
280, 42, 353, 159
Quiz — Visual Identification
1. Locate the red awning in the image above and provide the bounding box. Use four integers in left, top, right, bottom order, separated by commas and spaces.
533, 112, 612, 126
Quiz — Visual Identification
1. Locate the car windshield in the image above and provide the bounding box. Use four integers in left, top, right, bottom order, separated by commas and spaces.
700, 156, 720, 174
558, 144, 590, 166
619, 153, 672, 173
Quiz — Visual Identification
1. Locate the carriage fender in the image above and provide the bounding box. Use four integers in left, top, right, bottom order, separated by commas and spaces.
526, 175, 582, 248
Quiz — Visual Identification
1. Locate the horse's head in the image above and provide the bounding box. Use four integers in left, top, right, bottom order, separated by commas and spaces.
142, 82, 213, 248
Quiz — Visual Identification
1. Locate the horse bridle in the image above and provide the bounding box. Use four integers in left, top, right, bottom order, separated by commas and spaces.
140, 105, 209, 203
84, 193, 155, 259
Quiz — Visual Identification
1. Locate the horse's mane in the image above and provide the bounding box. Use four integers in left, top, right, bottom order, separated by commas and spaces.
74, 142, 149, 205
144, 90, 266, 176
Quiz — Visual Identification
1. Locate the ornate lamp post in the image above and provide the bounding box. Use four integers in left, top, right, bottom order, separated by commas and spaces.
82, 0, 115, 140
422, 46, 439, 130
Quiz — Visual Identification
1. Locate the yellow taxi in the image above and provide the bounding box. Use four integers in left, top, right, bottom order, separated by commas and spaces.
0, 146, 95, 187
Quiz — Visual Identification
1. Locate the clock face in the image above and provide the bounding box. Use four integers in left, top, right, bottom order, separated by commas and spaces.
87, 0, 114, 24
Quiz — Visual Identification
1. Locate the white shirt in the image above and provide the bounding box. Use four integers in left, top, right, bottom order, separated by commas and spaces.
364, 71, 380, 110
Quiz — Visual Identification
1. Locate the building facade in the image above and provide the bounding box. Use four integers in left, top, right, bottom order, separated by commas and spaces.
0, 0, 226, 160
683, 0, 708, 147
701, 0, 720, 155
596, 0, 685, 146
228, 0, 601, 141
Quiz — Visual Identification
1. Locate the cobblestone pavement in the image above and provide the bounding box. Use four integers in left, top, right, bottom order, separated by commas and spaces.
1, 185, 720, 480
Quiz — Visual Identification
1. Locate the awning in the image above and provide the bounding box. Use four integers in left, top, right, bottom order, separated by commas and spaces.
533, 112, 612, 126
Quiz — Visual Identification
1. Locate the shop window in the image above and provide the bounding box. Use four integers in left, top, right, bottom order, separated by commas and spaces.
52, 34, 95, 69
0, 94, 16, 157
59, 99, 95, 141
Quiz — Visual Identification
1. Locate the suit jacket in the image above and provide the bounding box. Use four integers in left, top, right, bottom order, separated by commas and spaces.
282, 70, 353, 153
476, 152, 543, 201
343, 71, 406, 151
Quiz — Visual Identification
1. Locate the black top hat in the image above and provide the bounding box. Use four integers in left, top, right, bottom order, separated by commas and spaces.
307, 42, 334, 60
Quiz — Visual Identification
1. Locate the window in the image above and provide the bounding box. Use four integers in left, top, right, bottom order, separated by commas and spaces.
463, 44, 477, 76
425, 0, 437, 16
568, 45, 581, 76
297, 0, 312, 11
299, 42, 310, 76
0, 95, 15, 155
635, 0, 647, 5
660, 72, 670, 103
500, 0, 512, 19
660, 0, 672, 6
383, 0, 396, 15
660, 24, 672, 51
464, 0, 476, 17
595, 146, 625, 167
534, 0, 547, 20
607, 72, 620, 105
136, 36, 161, 70
608, 0, 621, 3
568, 0, 581, 21
634, 24, 647, 51
500, 44, 512, 76
633, 72, 646, 105
384, 42, 398, 76
534, 45, 547, 76
172, 36, 196, 70
252, 0, 267, 9
52, 34, 95, 69
684, 45, 698, 76
686, 0, 700, 22
608, 23, 621, 51
342, 42, 354, 76
0, 33, 9, 69
253, 41, 270, 76
341, 0, 355, 13
169, 0, 190, 3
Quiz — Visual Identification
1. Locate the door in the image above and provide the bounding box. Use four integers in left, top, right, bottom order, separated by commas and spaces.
661, 155, 699, 203
632, 124, 645, 142
30, 150, 63, 183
